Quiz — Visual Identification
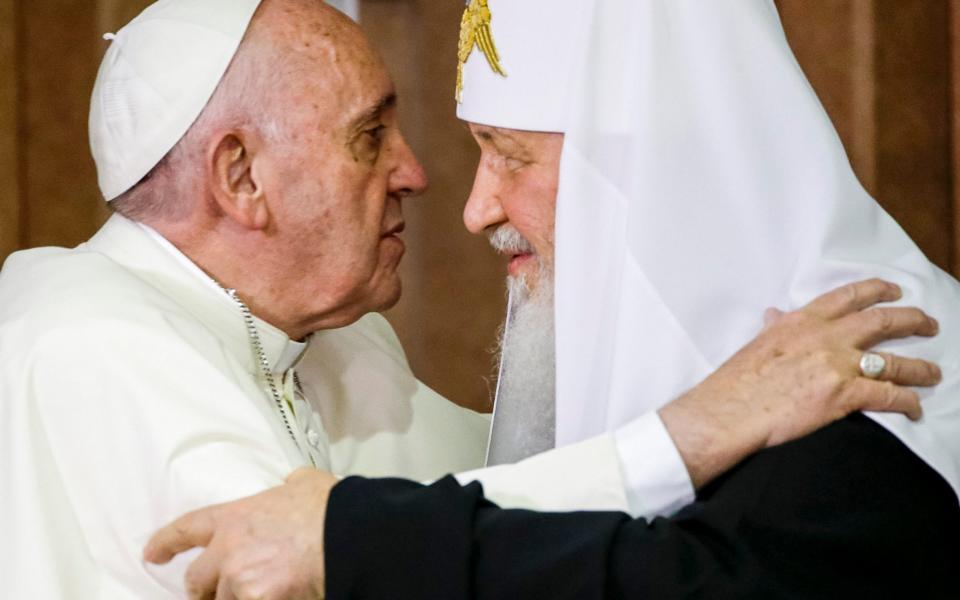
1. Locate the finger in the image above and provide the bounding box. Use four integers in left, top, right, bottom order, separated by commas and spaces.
841, 378, 923, 421
144, 509, 218, 564
218, 559, 280, 600
214, 574, 237, 600
804, 278, 901, 320
841, 307, 939, 349
859, 352, 942, 387
185, 546, 224, 600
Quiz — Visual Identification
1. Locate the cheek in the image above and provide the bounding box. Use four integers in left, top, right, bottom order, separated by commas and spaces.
285, 156, 392, 270
503, 186, 557, 251
334, 187, 393, 275
323, 169, 385, 233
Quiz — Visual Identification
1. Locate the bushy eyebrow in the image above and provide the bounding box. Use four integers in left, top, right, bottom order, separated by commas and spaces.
473, 126, 525, 155
349, 92, 397, 130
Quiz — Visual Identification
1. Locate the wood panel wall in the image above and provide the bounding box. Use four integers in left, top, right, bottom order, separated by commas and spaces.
360, 0, 504, 411
0, 0, 19, 260
778, 0, 957, 271
952, 0, 960, 271
0, 0, 151, 256
0, 1, 958, 412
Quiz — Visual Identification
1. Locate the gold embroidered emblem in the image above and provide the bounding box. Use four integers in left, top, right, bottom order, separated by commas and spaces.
456, 0, 507, 103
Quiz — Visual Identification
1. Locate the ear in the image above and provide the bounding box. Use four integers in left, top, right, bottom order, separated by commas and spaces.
209, 132, 270, 230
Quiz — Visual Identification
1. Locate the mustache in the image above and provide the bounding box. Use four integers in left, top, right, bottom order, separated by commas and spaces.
488, 225, 534, 255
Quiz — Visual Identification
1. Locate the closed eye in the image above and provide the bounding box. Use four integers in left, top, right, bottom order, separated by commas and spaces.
365, 124, 387, 141
505, 157, 529, 171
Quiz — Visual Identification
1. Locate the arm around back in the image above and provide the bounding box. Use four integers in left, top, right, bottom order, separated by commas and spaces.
326, 414, 959, 599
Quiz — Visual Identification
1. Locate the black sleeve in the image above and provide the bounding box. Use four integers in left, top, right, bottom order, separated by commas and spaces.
325, 414, 960, 600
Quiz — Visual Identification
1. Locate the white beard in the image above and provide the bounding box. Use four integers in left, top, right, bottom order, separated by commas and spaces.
486, 270, 557, 465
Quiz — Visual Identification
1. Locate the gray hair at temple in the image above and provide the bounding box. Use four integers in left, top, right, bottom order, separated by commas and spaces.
109, 38, 289, 221
96, 0, 357, 223
108, 5, 309, 222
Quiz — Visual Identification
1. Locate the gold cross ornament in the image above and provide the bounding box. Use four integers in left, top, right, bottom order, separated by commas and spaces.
456, 0, 507, 103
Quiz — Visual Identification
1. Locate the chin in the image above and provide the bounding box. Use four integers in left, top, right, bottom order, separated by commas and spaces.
299, 279, 399, 333
510, 268, 541, 291
368, 250, 404, 311
508, 261, 553, 299
372, 276, 403, 311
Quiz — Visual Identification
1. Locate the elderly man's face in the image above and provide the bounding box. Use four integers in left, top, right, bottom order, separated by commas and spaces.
258, 11, 427, 330
463, 124, 563, 292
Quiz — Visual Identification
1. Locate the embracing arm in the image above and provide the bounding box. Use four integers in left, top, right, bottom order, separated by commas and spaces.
327, 415, 959, 600
462, 278, 940, 519
143, 279, 944, 598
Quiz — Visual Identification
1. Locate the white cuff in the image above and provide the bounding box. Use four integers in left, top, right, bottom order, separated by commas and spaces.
614, 411, 695, 519
454, 434, 630, 513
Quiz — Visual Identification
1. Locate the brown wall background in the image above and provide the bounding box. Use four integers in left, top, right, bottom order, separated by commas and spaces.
1, 1, 959, 412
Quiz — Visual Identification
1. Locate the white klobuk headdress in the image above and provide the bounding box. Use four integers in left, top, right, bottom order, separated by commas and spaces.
455, 0, 588, 133
554, 0, 960, 499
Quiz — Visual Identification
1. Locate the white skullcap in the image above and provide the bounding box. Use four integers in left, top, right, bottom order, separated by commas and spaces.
455, 0, 589, 133
89, 0, 262, 201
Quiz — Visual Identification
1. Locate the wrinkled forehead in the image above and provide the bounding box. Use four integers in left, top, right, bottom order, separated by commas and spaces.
456, 0, 589, 133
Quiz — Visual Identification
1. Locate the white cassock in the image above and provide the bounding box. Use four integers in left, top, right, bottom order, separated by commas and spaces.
0, 214, 491, 598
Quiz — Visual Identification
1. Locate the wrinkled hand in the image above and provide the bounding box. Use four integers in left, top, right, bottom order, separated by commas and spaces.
144, 468, 337, 600
660, 278, 941, 488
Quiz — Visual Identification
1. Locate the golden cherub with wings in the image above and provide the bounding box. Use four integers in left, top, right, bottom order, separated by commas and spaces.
456, 0, 507, 102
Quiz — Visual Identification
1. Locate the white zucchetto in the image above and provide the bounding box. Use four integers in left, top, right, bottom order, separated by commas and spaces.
89, 0, 261, 201
455, 0, 587, 133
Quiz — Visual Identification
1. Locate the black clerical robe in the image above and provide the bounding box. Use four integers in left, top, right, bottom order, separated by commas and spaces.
325, 414, 959, 599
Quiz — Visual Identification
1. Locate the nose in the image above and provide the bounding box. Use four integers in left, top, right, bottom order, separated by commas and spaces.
463, 161, 507, 235
389, 134, 429, 198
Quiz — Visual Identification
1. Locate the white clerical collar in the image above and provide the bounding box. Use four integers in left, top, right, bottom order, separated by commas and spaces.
134, 221, 308, 372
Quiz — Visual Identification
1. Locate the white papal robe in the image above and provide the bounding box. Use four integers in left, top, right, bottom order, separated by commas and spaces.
0, 214, 490, 598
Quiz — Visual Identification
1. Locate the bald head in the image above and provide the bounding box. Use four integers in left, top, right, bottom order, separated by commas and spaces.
225, 0, 379, 125
250, 0, 368, 60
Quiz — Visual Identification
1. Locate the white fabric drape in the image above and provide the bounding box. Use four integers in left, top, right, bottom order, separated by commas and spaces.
555, 0, 960, 499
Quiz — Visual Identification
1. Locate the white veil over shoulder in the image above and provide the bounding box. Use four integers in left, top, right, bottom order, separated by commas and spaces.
555, 0, 960, 499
